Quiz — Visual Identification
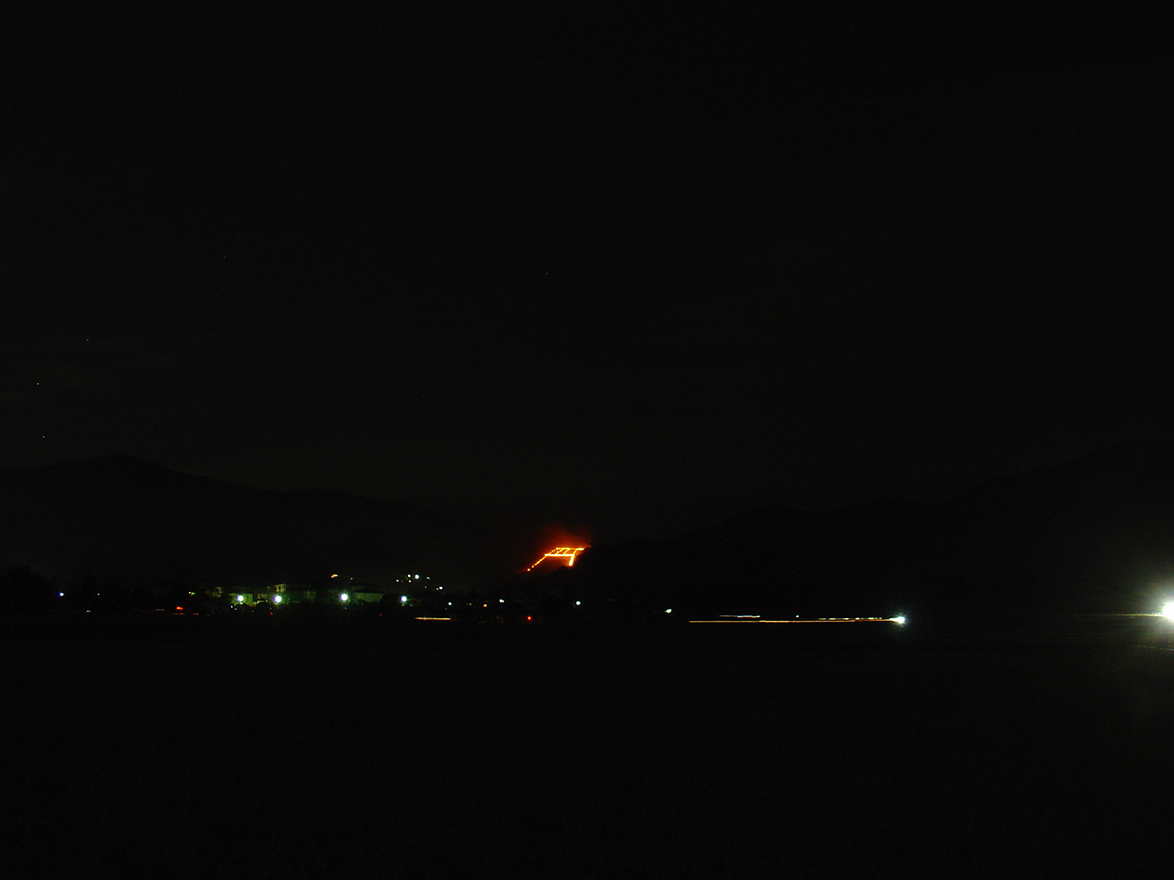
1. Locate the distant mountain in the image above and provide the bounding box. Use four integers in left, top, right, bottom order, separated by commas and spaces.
560, 441, 1174, 622
0, 455, 492, 588
11, 445, 1174, 620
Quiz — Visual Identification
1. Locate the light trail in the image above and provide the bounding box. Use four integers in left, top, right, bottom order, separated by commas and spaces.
689, 616, 906, 625
1075, 613, 1173, 619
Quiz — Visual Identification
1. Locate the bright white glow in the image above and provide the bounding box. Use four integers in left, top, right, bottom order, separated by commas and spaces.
893, 615, 907, 626
58, 592, 64, 597
272, 595, 283, 604
339, 593, 349, 602
401, 595, 408, 603
575, 600, 581, 606
236, 595, 244, 603
1163, 603, 1174, 620
665, 608, 672, 614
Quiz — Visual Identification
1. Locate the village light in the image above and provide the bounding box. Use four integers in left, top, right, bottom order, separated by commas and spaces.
401, 595, 408, 604
236, 595, 244, 603
272, 594, 282, 604
339, 593, 349, 603
1163, 603, 1174, 621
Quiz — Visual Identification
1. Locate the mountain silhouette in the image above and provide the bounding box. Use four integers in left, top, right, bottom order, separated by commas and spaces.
559, 441, 1174, 622
0, 455, 490, 588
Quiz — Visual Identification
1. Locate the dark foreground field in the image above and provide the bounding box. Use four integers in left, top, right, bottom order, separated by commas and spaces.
4, 616, 1174, 878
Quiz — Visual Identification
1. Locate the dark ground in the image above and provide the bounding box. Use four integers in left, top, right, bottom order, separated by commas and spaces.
3, 616, 1174, 878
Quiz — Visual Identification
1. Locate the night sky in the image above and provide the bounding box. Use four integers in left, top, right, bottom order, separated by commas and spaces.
4, 7, 1171, 543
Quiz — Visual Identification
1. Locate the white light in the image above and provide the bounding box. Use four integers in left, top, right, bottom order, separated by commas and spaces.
272, 595, 282, 604
1163, 603, 1174, 621
340, 593, 349, 602
893, 615, 906, 625
665, 608, 672, 614
401, 595, 408, 603
58, 592, 64, 597
236, 595, 244, 603
499, 599, 504, 604
575, 600, 581, 606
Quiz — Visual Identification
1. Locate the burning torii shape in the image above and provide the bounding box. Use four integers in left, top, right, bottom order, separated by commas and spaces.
525, 547, 587, 571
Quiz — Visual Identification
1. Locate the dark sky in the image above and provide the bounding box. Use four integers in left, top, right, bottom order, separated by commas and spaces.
3, 6, 1171, 542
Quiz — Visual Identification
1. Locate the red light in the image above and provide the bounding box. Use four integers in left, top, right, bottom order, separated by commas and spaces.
526, 615, 532, 621
176, 606, 183, 611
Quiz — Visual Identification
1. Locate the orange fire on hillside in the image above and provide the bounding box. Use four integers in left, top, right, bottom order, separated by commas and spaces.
525, 546, 588, 572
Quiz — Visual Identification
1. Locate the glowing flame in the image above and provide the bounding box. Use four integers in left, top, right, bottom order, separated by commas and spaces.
526, 547, 588, 571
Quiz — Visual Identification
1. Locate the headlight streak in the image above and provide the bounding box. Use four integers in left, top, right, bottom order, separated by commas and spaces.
688, 616, 907, 625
